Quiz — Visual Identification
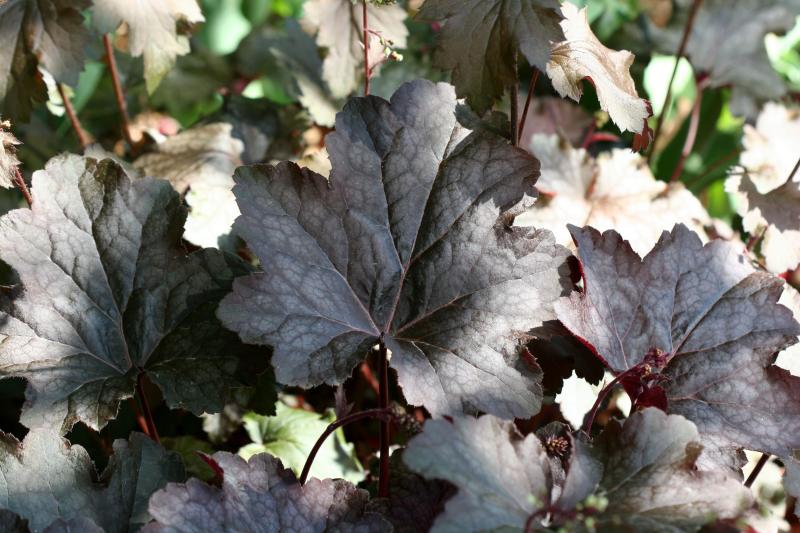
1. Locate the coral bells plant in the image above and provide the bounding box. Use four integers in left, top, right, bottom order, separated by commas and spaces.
0, 0, 799, 531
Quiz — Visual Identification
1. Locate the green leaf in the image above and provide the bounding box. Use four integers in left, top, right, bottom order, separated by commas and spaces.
161, 436, 216, 482
239, 401, 364, 483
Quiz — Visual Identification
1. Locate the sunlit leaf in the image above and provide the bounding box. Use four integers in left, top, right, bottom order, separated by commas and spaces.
556, 224, 800, 467
218, 80, 572, 419
516, 134, 709, 256
92, 0, 205, 93
546, 3, 653, 149
238, 401, 364, 483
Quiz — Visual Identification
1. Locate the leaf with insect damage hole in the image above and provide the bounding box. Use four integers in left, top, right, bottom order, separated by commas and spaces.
555, 224, 800, 467
217, 79, 572, 419
516, 134, 709, 257
546, 3, 653, 149
417, 0, 564, 115
0, 428, 184, 532
644, 0, 800, 118
403, 409, 749, 532
301, 0, 408, 99
144, 452, 389, 532
0, 154, 272, 433
135, 122, 244, 249
726, 104, 800, 273
0, 119, 21, 189
92, 0, 204, 93
0, 0, 91, 121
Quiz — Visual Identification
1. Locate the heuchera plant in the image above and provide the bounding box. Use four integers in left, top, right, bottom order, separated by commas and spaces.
0, 0, 799, 531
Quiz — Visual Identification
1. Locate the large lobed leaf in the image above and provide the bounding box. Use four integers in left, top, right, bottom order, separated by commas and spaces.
0, 154, 268, 433
144, 452, 388, 532
0, 429, 184, 532
403, 409, 751, 532
0, 0, 90, 120
417, 0, 564, 114
556, 224, 800, 464
218, 79, 572, 419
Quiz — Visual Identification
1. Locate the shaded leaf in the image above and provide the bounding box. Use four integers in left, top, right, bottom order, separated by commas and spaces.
517, 96, 593, 148
238, 401, 364, 483
528, 320, 606, 396
546, 3, 653, 147
44, 518, 104, 533
301, 0, 408, 99
0, 428, 184, 532
403, 415, 554, 532
645, 0, 800, 117
0, 0, 90, 120
161, 436, 216, 482
237, 20, 341, 127
144, 452, 388, 532
516, 134, 709, 256
785, 456, 800, 517
92, 0, 205, 93
0, 119, 21, 189
403, 409, 750, 532
564, 409, 752, 531
0, 510, 28, 533
218, 79, 572, 419
135, 122, 244, 249
367, 450, 456, 533
0, 154, 264, 432
555, 224, 800, 464
417, 0, 564, 114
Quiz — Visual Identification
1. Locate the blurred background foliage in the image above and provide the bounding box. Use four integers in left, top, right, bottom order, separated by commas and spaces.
1, 0, 799, 525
